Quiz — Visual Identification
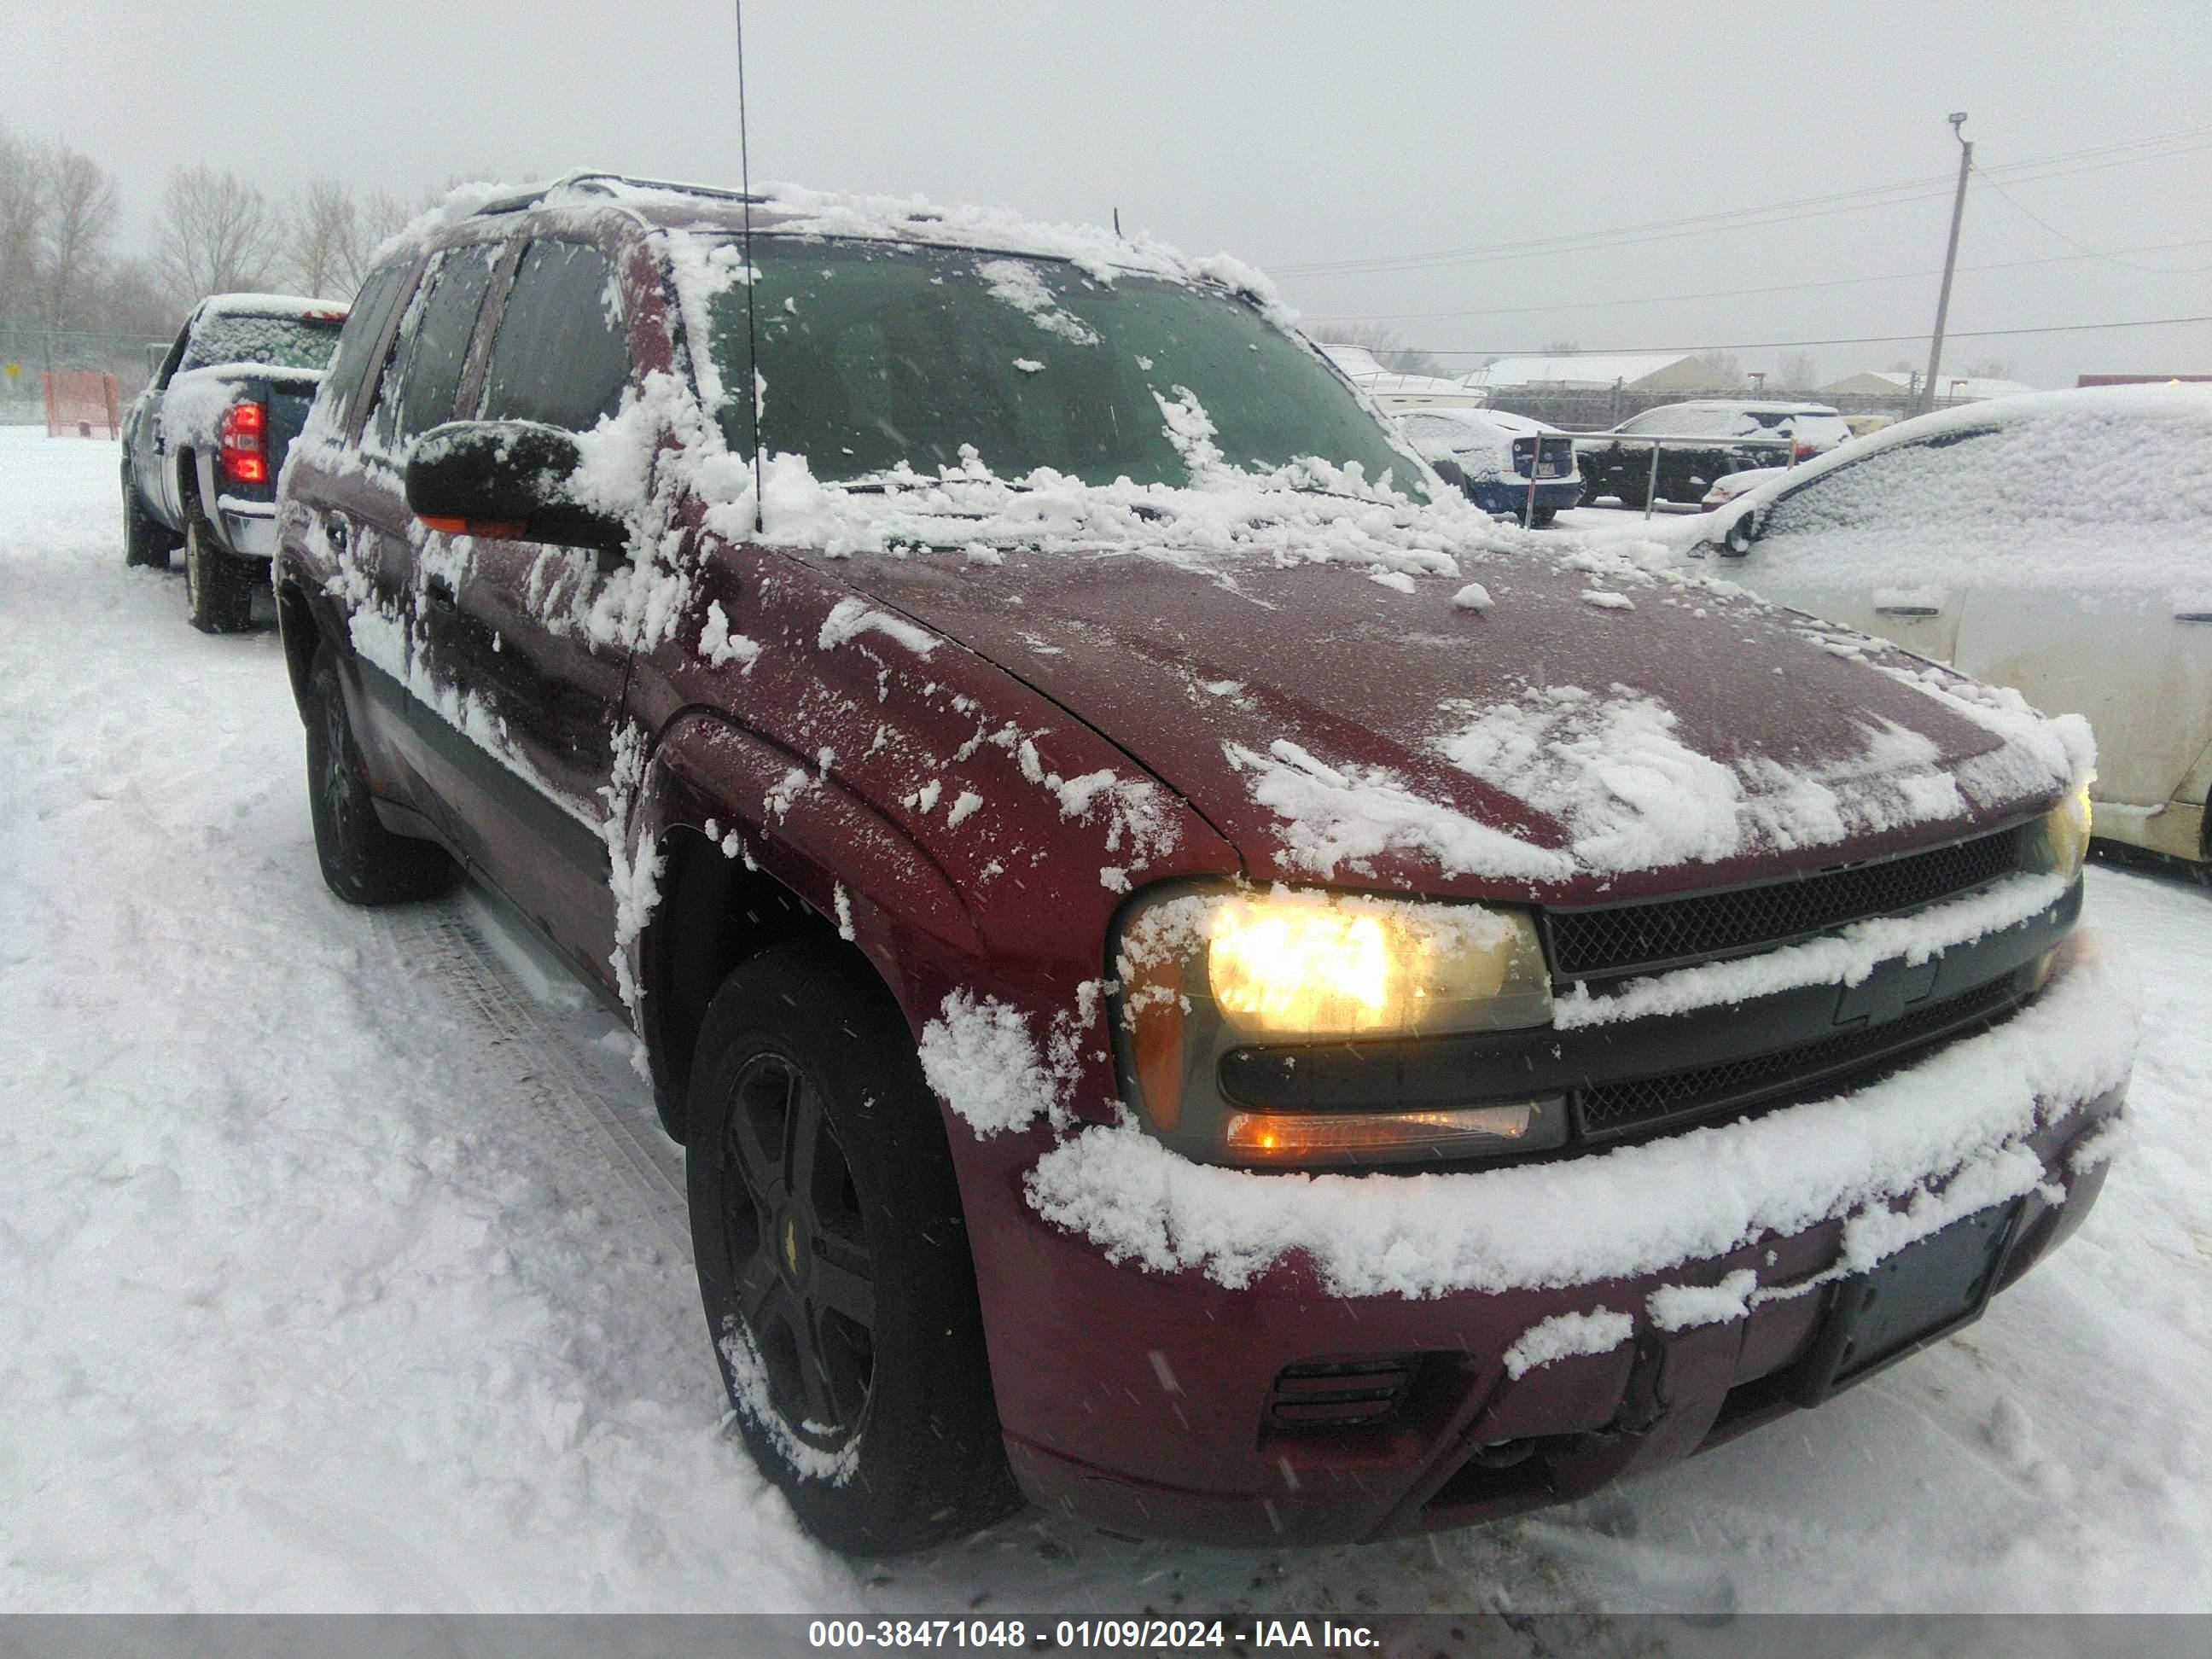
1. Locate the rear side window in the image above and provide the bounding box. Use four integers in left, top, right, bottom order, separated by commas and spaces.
478, 241, 632, 432
370, 245, 499, 454
316, 263, 410, 434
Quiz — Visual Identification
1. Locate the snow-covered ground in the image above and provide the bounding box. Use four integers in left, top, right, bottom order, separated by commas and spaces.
4, 426, 2209, 1616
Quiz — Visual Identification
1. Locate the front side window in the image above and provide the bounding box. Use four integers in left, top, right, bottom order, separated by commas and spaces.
315, 263, 410, 434
370, 244, 500, 455
478, 240, 632, 431
702, 239, 1423, 493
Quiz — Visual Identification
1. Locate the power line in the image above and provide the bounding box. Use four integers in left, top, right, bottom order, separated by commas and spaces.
1271, 125, 2212, 280
1971, 162, 2212, 273
1314, 238, 2212, 326
1403, 312, 2212, 359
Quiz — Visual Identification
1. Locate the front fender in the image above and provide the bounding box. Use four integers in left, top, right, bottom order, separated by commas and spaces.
629, 707, 988, 1035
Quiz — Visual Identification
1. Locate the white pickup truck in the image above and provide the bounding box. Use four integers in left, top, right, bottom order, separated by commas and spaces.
121, 294, 347, 632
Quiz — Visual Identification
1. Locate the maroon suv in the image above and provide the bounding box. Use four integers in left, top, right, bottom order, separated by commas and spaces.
272, 174, 2131, 1556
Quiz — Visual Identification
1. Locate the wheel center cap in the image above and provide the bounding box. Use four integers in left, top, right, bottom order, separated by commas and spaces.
778, 1210, 805, 1286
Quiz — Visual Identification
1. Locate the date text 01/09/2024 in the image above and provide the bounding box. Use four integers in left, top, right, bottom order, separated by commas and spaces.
804, 1619, 1384, 1650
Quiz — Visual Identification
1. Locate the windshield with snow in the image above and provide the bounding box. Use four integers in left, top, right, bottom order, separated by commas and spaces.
181, 313, 345, 374
706, 240, 1423, 494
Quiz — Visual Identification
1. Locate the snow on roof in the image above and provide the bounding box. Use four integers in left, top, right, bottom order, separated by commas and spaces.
1469, 352, 1720, 390
380, 172, 1288, 317
198, 293, 348, 320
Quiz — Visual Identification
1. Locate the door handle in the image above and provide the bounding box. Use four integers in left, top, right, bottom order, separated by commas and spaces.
2175, 611, 2212, 623
1875, 604, 1942, 617
423, 574, 458, 614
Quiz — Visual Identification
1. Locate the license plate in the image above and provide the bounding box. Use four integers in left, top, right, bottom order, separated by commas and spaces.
1785, 1201, 2022, 1406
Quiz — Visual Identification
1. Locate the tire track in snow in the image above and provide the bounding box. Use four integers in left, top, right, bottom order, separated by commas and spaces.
370, 895, 693, 1258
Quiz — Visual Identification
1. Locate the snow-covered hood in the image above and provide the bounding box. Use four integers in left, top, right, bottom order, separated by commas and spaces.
783, 538, 2087, 903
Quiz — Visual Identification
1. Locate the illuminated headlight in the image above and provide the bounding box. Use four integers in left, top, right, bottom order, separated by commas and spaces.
2029, 785, 2093, 882
1205, 891, 1552, 1036
1111, 887, 1560, 1168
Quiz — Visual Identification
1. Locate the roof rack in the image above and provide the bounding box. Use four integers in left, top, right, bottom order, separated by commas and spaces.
474, 171, 764, 217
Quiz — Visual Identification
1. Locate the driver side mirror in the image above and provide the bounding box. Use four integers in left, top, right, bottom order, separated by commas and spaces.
405, 421, 627, 552
1720, 509, 1759, 556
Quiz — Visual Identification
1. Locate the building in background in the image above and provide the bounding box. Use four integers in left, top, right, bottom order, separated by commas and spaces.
1820, 370, 2038, 405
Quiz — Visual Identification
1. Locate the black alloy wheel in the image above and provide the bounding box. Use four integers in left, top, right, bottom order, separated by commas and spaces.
302, 643, 454, 904
686, 937, 1019, 1555
717, 1051, 878, 1443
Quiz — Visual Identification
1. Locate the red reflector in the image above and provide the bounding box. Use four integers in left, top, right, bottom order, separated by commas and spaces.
418, 515, 527, 538
222, 452, 269, 485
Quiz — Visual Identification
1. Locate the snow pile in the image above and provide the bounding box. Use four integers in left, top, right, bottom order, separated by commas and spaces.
1222, 738, 1573, 883
816, 596, 939, 658
1646, 1270, 1759, 1333
1502, 1309, 1634, 1379
1025, 940, 2134, 1299
717, 1322, 861, 1486
1435, 690, 2023, 877
1700, 385, 2212, 591
977, 258, 1102, 345
917, 992, 1060, 1136
160, 364, 323, 447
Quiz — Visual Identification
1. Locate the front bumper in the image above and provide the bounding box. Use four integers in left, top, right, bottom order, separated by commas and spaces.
974, 941, 2130, 1546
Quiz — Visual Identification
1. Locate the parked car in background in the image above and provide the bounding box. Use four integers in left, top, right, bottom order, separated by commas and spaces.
121, 294, 347, 632
273, 173, 2121, 1557
1576, 399, 1850, 509
1693, 384, 2212, 864
1399, 406, 1580, 526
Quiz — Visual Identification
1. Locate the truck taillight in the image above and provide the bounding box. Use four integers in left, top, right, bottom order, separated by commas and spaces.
218, 399, 269, 486
1791, 439, 1814, 463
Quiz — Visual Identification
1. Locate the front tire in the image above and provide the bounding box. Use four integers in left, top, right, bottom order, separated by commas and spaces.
686, 938, 1018, 1555
184, 516, 254, 633
302, 644, 453, 904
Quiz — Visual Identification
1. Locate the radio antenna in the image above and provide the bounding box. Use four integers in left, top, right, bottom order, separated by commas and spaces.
735, 0, 764, 533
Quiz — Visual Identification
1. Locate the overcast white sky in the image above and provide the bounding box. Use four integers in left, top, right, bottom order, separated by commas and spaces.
13, 0, 2210, 387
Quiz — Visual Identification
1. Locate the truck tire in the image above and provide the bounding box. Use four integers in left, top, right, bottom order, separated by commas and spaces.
686, 937, 1020, 1555
121, 467, 179, 569
184, 516, 255, 634
302, 643, 454, 904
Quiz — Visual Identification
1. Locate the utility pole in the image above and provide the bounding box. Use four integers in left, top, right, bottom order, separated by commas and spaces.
1920, 113, 1973, 416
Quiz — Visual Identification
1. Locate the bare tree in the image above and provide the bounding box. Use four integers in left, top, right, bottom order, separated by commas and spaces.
1540, 340, 1582, 357
1959, 356, 2017, 382
0, 126, 46, 324
1773, 349, 1820, 393
37, 143, 119, 331
155, 165, 281, 304
343, 189, 415, 287
1312, 321, 1447, 379
283, 179, 358, 298
1700, 351, 1743, 387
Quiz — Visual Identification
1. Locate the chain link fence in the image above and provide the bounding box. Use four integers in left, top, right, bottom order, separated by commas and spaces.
0, 320, 172, 426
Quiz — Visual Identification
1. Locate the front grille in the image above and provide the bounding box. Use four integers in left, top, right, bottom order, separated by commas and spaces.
1546, 824, 2027, 981
1576, 975, 2023, 1138
1266, 1357, 1416, 1431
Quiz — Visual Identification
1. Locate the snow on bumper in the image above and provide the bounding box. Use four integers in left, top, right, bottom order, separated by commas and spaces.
994, 935, 2130, 1545
1024, 934, 2136, 1300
